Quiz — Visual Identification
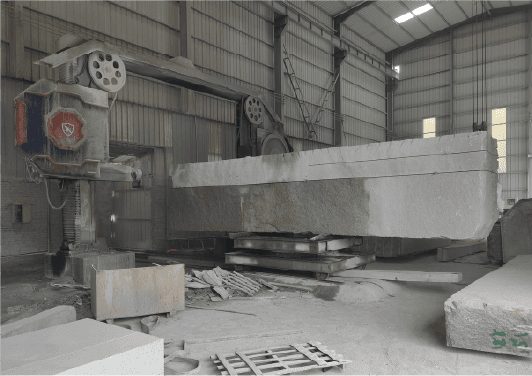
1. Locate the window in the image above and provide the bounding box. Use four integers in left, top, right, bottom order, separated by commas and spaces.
395, 4, 433, 23
207, 121, 223, 162
423, 118, 436, 138
491, 108, 506, 173
394, 66, 400, 73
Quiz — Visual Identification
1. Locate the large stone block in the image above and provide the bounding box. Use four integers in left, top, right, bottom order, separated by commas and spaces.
1, 306, 76, 339
444, 255, 532, 357
91, 264, 185, 321
501, 198, 532, 263
168, 133, 500, 240
1, 318, 163, 375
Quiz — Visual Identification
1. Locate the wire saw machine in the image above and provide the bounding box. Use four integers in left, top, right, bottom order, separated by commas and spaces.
17, 34, 372, 283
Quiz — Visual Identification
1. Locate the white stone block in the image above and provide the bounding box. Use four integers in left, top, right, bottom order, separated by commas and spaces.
1, 318, 163, 375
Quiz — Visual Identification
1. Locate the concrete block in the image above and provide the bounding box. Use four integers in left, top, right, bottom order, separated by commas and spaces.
168, 133, 499, 240
437, 240, 486, 262
72, 251, 135, 286
444, 255, 532, 357
1, 306, 76, 339
501, 198, 532, 263
1, 318, 163, 375
91, 264, 185, 321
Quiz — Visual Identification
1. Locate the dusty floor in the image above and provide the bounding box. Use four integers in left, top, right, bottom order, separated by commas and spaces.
2, 250, 531, 374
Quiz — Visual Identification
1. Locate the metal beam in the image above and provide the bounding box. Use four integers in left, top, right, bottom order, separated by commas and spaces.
274, 16, 288, 121
262, 1, 398, 78
454, 1, 469, 20
386, 5, 532, 59
333, 1, 375, 26
431, 5, 452, 27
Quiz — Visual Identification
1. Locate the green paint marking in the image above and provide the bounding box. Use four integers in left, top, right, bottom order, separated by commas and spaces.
492, 330, 506, 337
493, 339, 506, 347
515, 333, 529, 337
510, 338, 528, 347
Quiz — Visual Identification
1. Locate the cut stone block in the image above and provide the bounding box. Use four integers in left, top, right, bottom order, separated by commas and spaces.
44, 251, 135, 285
1, 305, 76, 339
1, 318, 163, 375
91, 264, 185, 321
352, 237, 451, 258
437, 240, 486, 262
501, 198, 532, 263
168, 132, 499, 240
444, 255, 532, 358
72, 251, 135, 286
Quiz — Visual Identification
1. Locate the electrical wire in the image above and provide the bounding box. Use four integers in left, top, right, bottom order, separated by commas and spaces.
44, 178, 68, 210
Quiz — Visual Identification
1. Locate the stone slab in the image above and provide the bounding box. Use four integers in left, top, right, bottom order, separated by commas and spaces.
501, 198, 532, 264
169, 171, 499, 240
72, 251, 135, 286
351, 237, 451, 258
1, 306, 76, 339
444, 255, 532, 357
170, 132, 497, 187
1, 318, 163, 375
91, 264, 185, 321
437, 240, 486, 262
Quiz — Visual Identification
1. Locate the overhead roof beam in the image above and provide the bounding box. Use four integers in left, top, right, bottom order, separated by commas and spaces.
333, 1, 375, 27
386, 4, 532, 59
356, 12, 401, 48
454, 1, 469, 20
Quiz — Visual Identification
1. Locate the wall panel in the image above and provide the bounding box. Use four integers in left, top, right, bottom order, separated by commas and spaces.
393, 12, 529, 200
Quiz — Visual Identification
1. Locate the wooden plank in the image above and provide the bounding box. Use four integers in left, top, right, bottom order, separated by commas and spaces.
331, 269, 462, 282
437, 241, 486, 262
236, 352, 263, 375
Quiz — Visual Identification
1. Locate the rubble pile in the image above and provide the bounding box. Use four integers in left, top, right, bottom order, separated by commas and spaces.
184, 267, 277, 301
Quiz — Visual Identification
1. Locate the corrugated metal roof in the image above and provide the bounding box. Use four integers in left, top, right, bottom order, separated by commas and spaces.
344, 14, 376, 38
310, 0, 530, 53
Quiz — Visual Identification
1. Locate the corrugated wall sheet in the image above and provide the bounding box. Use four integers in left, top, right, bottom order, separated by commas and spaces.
189, 0, 275, 129
393, 12, 529, 201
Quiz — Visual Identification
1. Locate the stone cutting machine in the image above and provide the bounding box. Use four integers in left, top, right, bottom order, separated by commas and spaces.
14, 35, 296, 281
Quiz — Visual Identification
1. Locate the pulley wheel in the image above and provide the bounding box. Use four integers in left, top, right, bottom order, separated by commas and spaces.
88, 52, 126, 92
244, 96, 265, 124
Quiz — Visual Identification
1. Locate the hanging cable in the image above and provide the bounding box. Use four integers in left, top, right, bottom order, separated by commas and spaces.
476, 1, 479, 126
44, 178, 68, 210
484, 4, 488, 125
481, 5, 484, 124
472, 2, 475, 127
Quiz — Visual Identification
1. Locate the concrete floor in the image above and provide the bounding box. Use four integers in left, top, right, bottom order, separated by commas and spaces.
2, 250, 531, 374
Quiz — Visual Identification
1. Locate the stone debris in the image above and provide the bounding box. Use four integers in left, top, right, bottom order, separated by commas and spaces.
184, 267, 267, 301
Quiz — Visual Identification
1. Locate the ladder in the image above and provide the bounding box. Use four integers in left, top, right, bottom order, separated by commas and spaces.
282, 44, 316, 140
311, 64, 343, 127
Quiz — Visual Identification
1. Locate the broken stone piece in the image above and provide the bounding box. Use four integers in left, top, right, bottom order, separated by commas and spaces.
202, 270, 223, 287
213, 286, 230, 300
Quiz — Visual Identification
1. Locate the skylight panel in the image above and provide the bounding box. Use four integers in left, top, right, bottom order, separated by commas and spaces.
412, 4, 433, 16
395, 13, 413, 23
